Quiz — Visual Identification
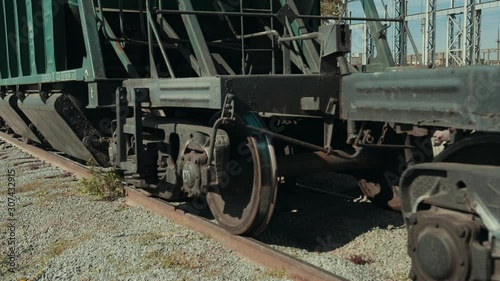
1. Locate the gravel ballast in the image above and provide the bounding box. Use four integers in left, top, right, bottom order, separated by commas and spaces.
0, 141, 411, 280
256, 174, 411, 281
0, 143, 289, 281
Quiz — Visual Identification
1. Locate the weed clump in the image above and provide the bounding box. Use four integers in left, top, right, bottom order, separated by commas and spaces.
80, 167, 123, 201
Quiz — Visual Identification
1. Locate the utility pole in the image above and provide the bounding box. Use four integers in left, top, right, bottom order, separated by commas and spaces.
497, 27, 500, 64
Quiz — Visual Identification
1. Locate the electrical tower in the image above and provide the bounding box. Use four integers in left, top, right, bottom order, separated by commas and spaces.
497, 27, 500, 64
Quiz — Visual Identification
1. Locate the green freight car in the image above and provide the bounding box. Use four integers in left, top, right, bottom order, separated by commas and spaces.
0, 1, 499, 280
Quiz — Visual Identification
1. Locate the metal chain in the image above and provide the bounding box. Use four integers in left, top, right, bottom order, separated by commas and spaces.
377, 122, 389, 145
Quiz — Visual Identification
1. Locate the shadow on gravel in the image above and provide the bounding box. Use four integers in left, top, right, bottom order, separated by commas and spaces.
164, 172, 405, 254
255, 173, 405, 253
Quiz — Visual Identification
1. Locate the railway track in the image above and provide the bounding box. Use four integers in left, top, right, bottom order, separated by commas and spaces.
0, 132, 345, 281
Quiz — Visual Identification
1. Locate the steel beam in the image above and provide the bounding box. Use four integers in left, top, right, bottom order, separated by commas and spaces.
42, 1, 56, 73
350, 0, 499, 67
446, 1, 457, 66
78, 0, 105, 80
157, 14, 201, 77
446, 0, 463, 66
497, 28, 500, 64
393, 0, 407, 66
279, 0, 321, 74
365, 23, 374, 65
31, 0, 46, 75
0, 1, 10, 78
25, 0, 37, 75
424, 0, 437, 66
474, 9, 482, 65
405, 1, 500, 20
4, 1, 18, 77
361, 0, 395, 70
177, 0, 218, 77
101, 18, 139, 78
463, 0, 475, 65
13, 0, 30, 76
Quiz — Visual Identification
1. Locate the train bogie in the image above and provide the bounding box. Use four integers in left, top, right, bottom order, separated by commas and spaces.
0, 1, 499, 279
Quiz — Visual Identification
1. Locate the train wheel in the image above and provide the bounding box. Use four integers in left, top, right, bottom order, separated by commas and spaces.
406, 135, 500, 280
206, 113, 278, 236
433, 135, 500, 165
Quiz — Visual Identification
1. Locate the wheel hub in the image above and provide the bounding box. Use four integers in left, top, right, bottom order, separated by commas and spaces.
180, 151, 206, 196
409, 212, 480, 281
415, 228, 455, 279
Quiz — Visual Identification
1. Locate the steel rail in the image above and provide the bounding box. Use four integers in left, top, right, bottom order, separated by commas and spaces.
126, 187, 345, 281
0, 132, 346, 281
0, 132, 91, 179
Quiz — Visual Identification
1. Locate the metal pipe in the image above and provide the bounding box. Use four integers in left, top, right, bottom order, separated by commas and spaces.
118, 0, 129, 41
277, 151, 376, 176
296, 183, 357, 200
245, 125, 363, 160
240, 0, 246, 75
246, 125, 328, 153
146, 1, 176, 78
207, 117, 227, 165
154, 9, 403, 22
96, 0, 151, 46
137, 0, 148, 39
357, 143, 415, 149
284, 19, 308, 73
217, 0, 238, 37
270, 0, 275, 75
277, 32, 320, 43
212, 30, 280, 43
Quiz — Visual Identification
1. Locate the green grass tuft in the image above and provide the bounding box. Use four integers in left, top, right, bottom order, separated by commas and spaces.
80, 167, 123, 201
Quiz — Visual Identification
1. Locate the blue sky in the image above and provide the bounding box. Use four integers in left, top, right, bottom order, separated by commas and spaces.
347, 0, 500, 54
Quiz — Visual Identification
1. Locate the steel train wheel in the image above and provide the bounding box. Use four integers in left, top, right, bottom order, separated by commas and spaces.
206, 113, 278, 236
408, 135, 500, 281
434, 135, 500, 165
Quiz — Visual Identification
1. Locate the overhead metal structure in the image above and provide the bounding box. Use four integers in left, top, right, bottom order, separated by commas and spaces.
393, 0, 407, 65
352, 0, 500, 67
405, 0, 499, 66
423, 0, 436, 66
446, 0, 463, 66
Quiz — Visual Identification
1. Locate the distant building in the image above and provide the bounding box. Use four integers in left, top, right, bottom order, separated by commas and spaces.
406, 51, 500, 67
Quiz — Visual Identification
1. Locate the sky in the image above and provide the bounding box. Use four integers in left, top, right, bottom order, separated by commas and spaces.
346, 0, 500, 55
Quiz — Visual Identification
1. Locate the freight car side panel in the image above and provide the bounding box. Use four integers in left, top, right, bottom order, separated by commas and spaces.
341, 66, 500, 133
0, 0, 103, 86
